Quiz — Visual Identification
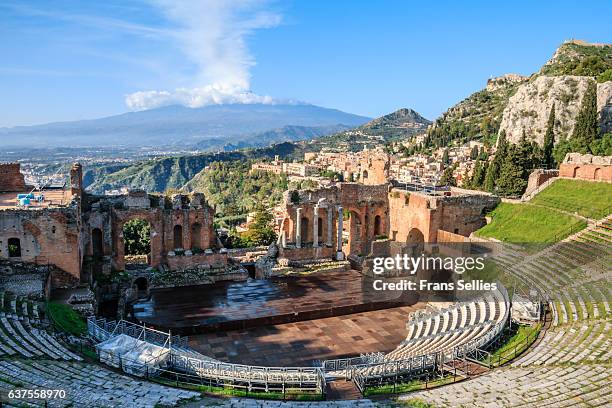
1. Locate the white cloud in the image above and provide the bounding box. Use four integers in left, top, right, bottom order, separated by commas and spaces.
125, 0, 282, 111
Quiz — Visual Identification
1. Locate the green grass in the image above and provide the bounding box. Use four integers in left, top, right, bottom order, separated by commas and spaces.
46, 301, 87, 336
531, 179, 612, 219
363, 376, 459, 396
401, 399, 437, 408
476, 202, 586, 243
481, 324, 541, 366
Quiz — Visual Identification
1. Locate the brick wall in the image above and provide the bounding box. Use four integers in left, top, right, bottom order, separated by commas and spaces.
0, 207, 82, 284
0, 163, 27, 192
559, 163, 612, 182
388, 190, 499, 244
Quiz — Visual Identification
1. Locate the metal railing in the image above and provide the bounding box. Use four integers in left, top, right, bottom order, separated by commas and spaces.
87, 317, 326, 396
321, 352, 384, 377
466, 323, 542, 368
87, 317, 188, 348
350, 283, 510, 393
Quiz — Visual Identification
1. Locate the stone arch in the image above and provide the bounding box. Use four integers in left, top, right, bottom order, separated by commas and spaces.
362, 170, 369, 180
133, 276, 149, 299
134, 276, 148, 291
91, 228, 103, 257
173, 224, 183, 249
344, 208, 364, 255
406, 228, 425, 244
572, 166, 580, 178
374, 215, 382, 236
406, 227, 425, 257
8, 237, 21, 258
191, 223, 202, 250
594, 167, 602, 181
120, 218, 152, 268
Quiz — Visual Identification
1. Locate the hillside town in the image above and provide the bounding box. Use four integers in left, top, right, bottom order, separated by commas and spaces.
250, 139, 489, 189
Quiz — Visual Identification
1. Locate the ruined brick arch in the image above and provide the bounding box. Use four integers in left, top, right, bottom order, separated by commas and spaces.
594, 167, 602, 180
573, 166, 580, 178
191, 222, 202, 249
113, 210, 160, 271
8, 237, 21, 258
91, 228, 103, 257
406, 228, 425, 244
374, 215, 382, 236
173, 224, 183, 249
344, 207, 365, 256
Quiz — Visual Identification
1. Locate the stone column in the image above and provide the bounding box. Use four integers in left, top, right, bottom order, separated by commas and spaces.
313, 205, 319, 247
327, 208, 333, 247
336, 206, 344, 260
295, 207, 302, 248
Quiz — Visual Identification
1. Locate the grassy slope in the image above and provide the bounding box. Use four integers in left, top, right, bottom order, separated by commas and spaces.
46, 302, 87, 336
476, 202, 586, 243
531, 179, 612, 219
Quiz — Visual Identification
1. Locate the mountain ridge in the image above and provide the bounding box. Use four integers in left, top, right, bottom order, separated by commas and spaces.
0, 103, 370, 148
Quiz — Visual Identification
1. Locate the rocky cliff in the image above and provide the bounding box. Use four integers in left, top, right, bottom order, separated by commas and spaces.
499, 76, 612, 144
429, 40, 612, 147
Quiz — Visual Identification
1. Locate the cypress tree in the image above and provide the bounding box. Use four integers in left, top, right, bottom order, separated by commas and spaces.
543, 103, 556, 169
462, 167, 471, 188
471, 158, 486, 188
440, 164, 457, 186
470, 145, 479, 160
497, 144, 528, 196
571, 81, 598, 153
483, 131, 508, 192
442, 148, 450, 165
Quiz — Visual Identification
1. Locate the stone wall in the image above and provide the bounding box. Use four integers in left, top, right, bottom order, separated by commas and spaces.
525, 169, 560, 196
279, 183, 390, 258
559, 153, 612, 182
278, 245, 335, 261
388, 190, 500, 244
80, 190, 218, 273
0, 163, 27, 192
0, 207, 82, 283
165, 252, 228, 271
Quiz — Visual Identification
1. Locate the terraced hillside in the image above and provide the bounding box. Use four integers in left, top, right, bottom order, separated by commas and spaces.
531, 179, 612, 219
476, 178, 611, 243
475, 202, 586, 243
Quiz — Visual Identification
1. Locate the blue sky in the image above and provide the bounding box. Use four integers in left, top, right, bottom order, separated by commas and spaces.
0, 0, 611, 127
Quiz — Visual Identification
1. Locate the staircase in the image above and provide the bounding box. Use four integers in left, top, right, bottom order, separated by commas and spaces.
326, 379, 363, 400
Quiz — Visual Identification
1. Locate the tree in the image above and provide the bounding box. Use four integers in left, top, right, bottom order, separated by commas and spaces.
590, 133, 612, 156
243, 209, 277, 246
440, 164, 457, 186
123, 219, 151, 255
471, 158, 486, 188
470, 145, 479, 160
483, 131, 508, 192
496, 144, 528, 196
461, 167, 471, 188
442, 149, 450, 165
571, 81, 598, 153
543, 103, 556, 169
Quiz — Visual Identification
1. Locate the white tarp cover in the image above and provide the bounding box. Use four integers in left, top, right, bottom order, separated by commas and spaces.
121, 340, 169, 377
96, 334, 139, 368
512, 294, 540, 322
